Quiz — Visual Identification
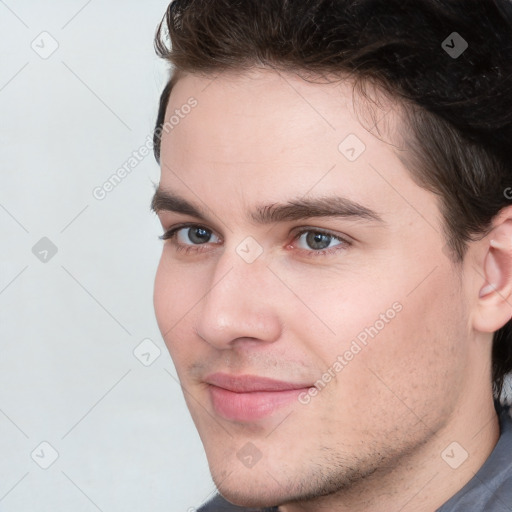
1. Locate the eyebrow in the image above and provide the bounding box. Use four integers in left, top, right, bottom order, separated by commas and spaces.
150, 187, 385, 225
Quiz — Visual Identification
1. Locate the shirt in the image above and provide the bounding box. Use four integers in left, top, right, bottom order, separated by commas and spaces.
197, 401, 512, 512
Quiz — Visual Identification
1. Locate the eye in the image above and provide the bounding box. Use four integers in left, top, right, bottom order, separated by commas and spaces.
291, 228, 350, 257
160, 224, 220, 248
159, 223, 350, 258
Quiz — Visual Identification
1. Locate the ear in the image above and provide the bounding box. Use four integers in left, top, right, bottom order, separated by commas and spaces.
473, 211, 512, 333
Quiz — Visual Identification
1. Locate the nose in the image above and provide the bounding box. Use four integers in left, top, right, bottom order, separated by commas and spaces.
194, 245, 282, 350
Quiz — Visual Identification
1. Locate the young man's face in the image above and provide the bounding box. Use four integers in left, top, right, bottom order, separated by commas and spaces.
153, 70, 483, 507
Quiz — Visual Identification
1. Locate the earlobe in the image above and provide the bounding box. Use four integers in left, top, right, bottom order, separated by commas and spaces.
474, 218, 512, 333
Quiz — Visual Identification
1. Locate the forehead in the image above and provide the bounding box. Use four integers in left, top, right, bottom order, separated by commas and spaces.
157, 69, 440, 235
161, 70, 401, 171
174, 69, 399, 133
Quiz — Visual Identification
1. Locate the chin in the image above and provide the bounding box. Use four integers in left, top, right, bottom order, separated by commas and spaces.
216, 487, 283, 509
210, 465, 290, 508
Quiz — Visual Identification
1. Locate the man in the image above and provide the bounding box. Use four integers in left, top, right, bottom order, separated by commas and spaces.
150, 1, 512, 510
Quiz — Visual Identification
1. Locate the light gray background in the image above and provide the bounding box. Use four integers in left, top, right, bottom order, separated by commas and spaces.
0, 1, 215, 510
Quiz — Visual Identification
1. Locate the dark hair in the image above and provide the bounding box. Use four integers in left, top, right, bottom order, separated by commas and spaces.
152, 0, 512, 402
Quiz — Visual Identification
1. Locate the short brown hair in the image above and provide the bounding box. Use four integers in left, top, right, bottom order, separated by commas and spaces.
152, 0, 512, 401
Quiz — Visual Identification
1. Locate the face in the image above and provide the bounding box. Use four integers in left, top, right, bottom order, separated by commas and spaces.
153, 69, 472, 507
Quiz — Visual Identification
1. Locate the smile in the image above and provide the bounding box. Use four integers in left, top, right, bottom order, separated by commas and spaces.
205, 373, 313, 422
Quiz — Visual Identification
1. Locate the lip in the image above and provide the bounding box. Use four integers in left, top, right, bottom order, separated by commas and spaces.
205, 373, 313, 422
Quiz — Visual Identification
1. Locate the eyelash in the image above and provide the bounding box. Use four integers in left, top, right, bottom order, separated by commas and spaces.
159, 223, 351, 258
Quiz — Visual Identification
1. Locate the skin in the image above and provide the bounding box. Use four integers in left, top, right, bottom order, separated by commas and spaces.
152, 69, 512, 511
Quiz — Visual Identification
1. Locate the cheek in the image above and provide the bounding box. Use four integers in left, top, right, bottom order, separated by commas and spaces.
305, 263, 467, 412
351, 267, 468, 414
283, 265, 405, 361
153, 251, 193, 354
153, 254, 173, 335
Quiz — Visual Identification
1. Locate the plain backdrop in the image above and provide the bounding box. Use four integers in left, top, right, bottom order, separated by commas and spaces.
0, 1, 215, 510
